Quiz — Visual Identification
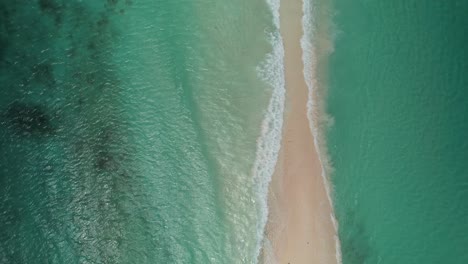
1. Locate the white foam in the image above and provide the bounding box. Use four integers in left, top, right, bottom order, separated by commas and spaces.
301, 0, 342, 263
265, 0, 281, 30
253, 0, 285, 261
254, 0, 343, 263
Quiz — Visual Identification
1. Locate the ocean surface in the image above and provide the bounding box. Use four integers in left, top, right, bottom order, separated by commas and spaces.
0, 0, 285, 263
327, 0, 468, 263
4, 0, 466, 263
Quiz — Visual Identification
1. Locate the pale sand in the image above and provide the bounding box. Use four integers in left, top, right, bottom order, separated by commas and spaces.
264, 0, 338, 263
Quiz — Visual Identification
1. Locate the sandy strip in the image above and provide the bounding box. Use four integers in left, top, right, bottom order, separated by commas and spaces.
264, 0, 338, 263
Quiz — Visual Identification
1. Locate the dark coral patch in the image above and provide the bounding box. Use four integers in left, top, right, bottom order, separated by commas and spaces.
32, 62, 55, 86
38, 0, 59, 12
0, 7, 11, 63
38, 0, 63, 25
339, 210, 373, 264
95, 150, 116, 171
0, 37, 7, 63
97, 16, 110, 28
92, 128, 119, 171
5, 102, 55, 136
107, 0, 119, 6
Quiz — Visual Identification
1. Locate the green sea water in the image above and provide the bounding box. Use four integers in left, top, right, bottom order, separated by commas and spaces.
327, 0, 468, 263
0, 0, 280, 263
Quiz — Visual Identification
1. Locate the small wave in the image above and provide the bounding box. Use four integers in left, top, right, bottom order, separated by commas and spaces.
300, 0, 342, 263
253, 0, 285, 262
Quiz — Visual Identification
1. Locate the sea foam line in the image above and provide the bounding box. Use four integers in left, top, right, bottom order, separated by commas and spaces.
253, 0, 285, 262
300, 0, 342, 263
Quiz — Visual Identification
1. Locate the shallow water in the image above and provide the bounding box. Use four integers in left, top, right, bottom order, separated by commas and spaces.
0, 0, 279, 263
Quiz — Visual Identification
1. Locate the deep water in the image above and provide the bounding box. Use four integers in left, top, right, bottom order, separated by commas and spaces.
328, 1, 468, 263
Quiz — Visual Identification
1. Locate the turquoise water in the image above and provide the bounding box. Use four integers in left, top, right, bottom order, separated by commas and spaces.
0, 0, 280, 263
327, 0, 468, 263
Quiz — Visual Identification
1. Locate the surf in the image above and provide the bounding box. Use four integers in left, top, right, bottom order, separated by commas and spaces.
252, 0, 286, 262
301, 0, 341, 262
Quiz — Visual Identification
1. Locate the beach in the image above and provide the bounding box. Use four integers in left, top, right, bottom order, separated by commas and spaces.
265, 0, 338, 263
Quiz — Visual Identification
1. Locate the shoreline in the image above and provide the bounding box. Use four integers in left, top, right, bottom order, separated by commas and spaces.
264, 0, 338, 263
